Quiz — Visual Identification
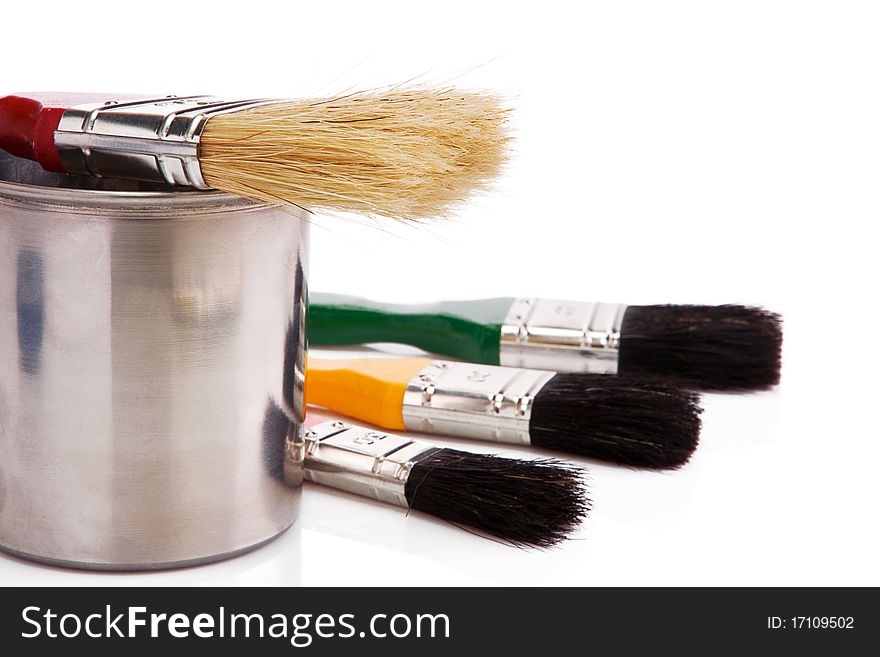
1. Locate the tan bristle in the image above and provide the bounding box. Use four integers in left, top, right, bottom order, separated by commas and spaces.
198, 86, 511, 220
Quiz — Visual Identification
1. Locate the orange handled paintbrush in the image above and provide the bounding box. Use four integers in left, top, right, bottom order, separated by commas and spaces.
306, 356, 702, 469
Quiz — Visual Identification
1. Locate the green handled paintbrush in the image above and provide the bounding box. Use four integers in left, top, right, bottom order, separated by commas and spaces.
309, 293, 782, 392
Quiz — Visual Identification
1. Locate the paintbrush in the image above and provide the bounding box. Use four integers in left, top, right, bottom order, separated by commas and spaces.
306, 357, 701, 469
302, 415, 589, 548
309, 294, 783, 391
0, 87, 509, 220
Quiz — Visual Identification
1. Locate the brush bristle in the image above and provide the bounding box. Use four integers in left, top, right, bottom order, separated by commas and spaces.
618, 305, 783, 391
529, 373, 702, 469
199, 86, 511, 220
404, 449, 588, 548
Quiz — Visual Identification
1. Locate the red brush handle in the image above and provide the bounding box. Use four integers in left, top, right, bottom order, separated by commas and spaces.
0, 95, 68, 172
0, 93, 122, 173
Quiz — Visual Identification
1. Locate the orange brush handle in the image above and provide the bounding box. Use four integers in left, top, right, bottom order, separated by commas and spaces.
305, 357, 430, 430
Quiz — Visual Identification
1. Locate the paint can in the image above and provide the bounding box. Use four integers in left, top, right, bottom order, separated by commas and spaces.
0, 152, 306, 569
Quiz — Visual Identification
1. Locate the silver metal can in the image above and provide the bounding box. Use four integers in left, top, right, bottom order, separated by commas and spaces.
0, 153, 307, 570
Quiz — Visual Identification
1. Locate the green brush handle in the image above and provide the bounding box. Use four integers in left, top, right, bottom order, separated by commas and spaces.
308, 293, 514, 363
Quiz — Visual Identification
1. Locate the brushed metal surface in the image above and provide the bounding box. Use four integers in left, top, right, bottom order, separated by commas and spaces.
303, 420, 438, 508
499, 297, 626, 374
0, 154, 307, 569
401, 360, 556, 445
56, 96, 274, 188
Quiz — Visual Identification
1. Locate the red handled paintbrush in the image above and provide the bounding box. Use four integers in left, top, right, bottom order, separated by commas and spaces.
0, 88, 510, 219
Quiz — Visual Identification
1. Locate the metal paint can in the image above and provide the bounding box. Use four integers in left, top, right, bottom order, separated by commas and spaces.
0, 152, 306, 570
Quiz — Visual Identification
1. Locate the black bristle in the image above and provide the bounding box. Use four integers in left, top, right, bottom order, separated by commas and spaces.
404, 449, 589, 548
529, 373, 702, 469
618, 304, 783, 391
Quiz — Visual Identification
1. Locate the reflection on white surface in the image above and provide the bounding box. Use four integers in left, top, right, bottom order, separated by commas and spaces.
0, 524, 303, 587
1, 368, 876, 586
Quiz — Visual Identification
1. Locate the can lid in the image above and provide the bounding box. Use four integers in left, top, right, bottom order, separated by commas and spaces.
0, 152, 305, 217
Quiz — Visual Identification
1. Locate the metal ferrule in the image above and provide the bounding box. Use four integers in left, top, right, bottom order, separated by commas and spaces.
302, 420, 439, 508
401, 360, 556, 445
499, 298, 627, 374
55, 96, 275, 188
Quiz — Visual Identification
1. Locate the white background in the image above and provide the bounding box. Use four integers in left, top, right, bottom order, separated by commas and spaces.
2, 0, 878, 586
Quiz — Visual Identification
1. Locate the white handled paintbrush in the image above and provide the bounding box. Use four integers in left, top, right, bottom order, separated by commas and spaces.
301, 415, 589, 548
